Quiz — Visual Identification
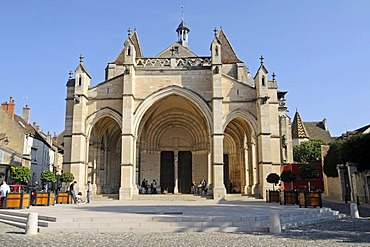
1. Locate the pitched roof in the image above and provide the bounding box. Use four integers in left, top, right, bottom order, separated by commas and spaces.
355, 124, 370, 134
303, 121, 333, 143
217, 29, 242, 64
155, 42, 197, 58
292, 112, 309, 139
75, 63, 91, 78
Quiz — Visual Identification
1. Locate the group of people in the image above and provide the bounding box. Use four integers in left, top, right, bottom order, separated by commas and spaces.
191, 180, 208, 195
141, 179, 157, 194
69, 180, 92, 204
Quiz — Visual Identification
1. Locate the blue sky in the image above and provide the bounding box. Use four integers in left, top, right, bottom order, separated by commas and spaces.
1, 1, 369, 137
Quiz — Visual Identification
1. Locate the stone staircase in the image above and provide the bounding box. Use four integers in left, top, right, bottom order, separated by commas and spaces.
92, 194, 119, 201
0, 210, 56, 230
0, 207, 346, 234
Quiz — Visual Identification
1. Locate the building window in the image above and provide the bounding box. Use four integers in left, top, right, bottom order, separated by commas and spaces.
78, 75, 82, 86
127, 46, 131, 56
31, 148, 37, 163
262, 76, 265, 86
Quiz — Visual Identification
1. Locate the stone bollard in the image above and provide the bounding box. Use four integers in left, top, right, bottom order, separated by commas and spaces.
269, 210, 281, 233
350, 203, 360, 218
25, 212, 38, 235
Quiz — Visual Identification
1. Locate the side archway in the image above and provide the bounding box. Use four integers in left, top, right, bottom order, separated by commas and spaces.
222, 109, 258, 194
85, 107, 123, 194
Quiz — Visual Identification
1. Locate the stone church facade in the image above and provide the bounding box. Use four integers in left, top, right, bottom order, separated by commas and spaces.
63, 20, 293, 200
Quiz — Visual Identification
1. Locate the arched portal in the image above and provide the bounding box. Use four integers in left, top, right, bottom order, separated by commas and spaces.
137, 94, 210, 194
223, 117, 255, 194
87, 116, 121, 194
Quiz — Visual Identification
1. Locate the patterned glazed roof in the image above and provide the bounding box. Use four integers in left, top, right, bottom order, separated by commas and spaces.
292, 112, 309, 139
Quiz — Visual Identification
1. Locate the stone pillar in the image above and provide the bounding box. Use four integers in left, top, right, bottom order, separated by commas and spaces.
243, 146, 250, 194
337, 164, 347, 201
251, 139, 260, 195
347, 162, 358, 202
174, 150, 179, 194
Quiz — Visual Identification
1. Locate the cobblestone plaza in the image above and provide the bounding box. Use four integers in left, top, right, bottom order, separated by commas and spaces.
1, 200, 369, 247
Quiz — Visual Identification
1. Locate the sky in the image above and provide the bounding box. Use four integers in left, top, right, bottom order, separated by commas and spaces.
1, 1, 369, 137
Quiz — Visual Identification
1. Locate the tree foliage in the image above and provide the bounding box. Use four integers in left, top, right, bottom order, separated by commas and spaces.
41, 170, 56, 183
324, 134, 370, 177
10, 166, 31, 184
280, 170, 297, 183
266, 173, 280, 185
323, 139, 344, 177
60, 172, 74, 183
299, 164, 318, 180
293, 139, 326, 163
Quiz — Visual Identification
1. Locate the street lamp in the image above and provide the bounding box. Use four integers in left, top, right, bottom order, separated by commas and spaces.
0, 136, 9, 145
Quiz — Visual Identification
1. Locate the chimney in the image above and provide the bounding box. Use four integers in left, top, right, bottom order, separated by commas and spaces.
53, 132, 58, 142
322, 118, 328, 131
1, 96, 15, 119
32, 122, 40, 131
22, 105, 31, 123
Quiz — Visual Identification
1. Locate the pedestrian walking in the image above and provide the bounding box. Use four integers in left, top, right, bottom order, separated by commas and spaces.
87, 181, 92, 203
0, 180, 10, 208
69, 181, 77, 204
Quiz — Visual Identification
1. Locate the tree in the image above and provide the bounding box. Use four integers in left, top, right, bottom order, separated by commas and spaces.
299, 164, 318, 191
324, 134, 370, 177
266, 173, 280, 190
41, 170, 56, 183
323, 139, 344, 177
10, 166, 31, 184
60, 172, 74, 191
280, 170, 297, 190
293, 139, 326, 163
60, 172, 74, 183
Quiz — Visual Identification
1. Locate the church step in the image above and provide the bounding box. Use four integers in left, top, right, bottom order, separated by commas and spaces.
92, 194, 119, 200
132, 194, 212, 201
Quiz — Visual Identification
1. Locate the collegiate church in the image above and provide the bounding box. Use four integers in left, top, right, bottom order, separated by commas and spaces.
63, 18, 293, 200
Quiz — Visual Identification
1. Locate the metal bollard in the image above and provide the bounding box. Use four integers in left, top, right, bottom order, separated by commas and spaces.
350, 203, 360, 219
25, 212, 38, 235
269, 210, 281, 233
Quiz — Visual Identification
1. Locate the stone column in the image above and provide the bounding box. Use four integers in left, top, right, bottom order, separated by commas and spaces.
251, 139, 260, 195
347, 162, 358, 202
337, 164, 347, 201
174, 150, 179, 194
243, 146, 250, 194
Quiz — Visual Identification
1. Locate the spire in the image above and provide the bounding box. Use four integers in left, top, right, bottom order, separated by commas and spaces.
176, 6, 190, 47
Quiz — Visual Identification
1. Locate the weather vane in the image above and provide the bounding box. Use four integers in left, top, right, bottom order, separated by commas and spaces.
181, 5, 184, 20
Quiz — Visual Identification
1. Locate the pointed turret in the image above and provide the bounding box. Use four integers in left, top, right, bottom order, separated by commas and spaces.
211, 28, 222, 65
106, 29, 143, 80
74, 54, 91, 97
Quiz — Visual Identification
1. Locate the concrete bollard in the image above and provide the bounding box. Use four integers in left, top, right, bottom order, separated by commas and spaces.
350, 203, 360, 218
25, 212, 38, 235
269, 210, 281, 233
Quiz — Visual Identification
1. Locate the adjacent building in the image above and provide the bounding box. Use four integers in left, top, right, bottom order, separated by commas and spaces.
0, 97, 63, 185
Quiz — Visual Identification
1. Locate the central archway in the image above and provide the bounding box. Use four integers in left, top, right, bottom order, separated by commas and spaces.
136, 94, 210, 194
